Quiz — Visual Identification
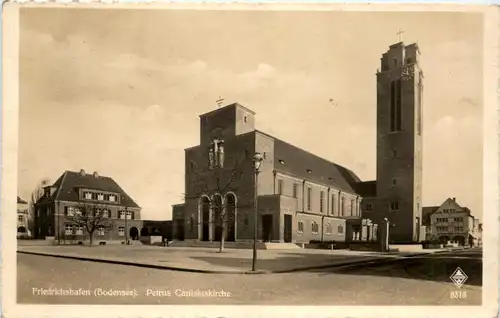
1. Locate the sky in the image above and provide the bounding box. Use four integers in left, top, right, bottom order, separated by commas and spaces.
18, 8, 483, 221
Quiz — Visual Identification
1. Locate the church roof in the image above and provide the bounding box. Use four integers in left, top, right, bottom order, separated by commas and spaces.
422, 206, 439, 226
17, 196, 27, 204
256, 131, 362, 194
356, 181, 377, 198
36, 170, 140, 208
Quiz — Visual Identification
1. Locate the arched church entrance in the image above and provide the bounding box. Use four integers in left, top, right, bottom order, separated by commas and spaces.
201, 197, 210, 241
226, 193, 236, 242
213, 195, 223, 242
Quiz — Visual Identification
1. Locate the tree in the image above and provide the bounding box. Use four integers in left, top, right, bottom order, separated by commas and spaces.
29, 178, 51, 237
185, 139, 249, 252
66, 203, 114, 246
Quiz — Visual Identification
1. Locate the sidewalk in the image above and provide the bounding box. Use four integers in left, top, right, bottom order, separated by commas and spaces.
17, 245, 460, 274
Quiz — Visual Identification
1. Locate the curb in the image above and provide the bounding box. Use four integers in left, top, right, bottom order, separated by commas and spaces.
17, 250, 406, 274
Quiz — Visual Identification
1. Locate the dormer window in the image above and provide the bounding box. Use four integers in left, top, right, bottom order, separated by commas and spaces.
279, 159, 285, 165
307, 169, 312, 174
84, 192, 92, 200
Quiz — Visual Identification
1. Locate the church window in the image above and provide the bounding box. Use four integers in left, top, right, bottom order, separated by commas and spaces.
337, 225, 344, 234
278, 180, 284, 195
390, 80, 402, 132
326, 223, 332, 235
390, 201, 399, 211
293, 184, 298, 198
331, 194, 336, 215
307, 187, 312, 211
312, 222, 319, 234
320, 191, 324, 213
298, 221, 304, 233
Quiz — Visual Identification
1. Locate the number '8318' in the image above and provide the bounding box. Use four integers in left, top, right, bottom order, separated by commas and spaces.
450, 291, 467, 299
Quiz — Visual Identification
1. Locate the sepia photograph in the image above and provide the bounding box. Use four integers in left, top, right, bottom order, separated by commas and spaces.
2, 2, 499, 318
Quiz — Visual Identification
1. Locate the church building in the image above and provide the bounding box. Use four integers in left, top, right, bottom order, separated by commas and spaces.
172, 41, 425, 244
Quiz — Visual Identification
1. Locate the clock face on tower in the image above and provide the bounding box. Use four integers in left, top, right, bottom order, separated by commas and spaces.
401, 66, 415, 81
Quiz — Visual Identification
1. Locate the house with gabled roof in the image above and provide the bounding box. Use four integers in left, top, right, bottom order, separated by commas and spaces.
34, 169, 142, 243
425, 197, 481, 246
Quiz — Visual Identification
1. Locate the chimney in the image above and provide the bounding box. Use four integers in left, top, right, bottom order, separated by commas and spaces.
93, 171, 99, 178
80, 169, 86, 176
452, 197, 456, 202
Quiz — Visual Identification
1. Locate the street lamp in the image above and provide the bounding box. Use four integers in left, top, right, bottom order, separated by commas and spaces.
57, 201, 61, 245
382, 217, 390, 252
252, 152, 264, 272
125, 206, 129, 245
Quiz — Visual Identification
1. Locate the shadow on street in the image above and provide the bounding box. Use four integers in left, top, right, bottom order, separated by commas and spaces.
190, 252, 378, 272
312, 249, 483, 287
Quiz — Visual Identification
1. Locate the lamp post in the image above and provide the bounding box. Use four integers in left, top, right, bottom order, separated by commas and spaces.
252, 152, 264, 272
57, 201, 61, 245
382, 217, 390, 252
125, 206, 129, 245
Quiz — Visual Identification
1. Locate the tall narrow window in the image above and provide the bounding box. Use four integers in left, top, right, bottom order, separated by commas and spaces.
396, 79, 402, 130
320, 191, 324, 213
341, 197, 345, 216
390, 81, 396, 131
307, 187, 312, 211
331, 194, 336, 215
417, 78, 422, 135
293, 184, 298, 198
350, 199, 354, 216
278, 180, 284, 195
390, 80, 403, 131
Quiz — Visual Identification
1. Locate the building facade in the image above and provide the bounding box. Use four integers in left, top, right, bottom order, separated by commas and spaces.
34, 169, 142, 243
173, 104, 368, 244
361, 42, 424, 243
172, 41, 423, 244
425, 197, 481, 246
17, 196, 30, 238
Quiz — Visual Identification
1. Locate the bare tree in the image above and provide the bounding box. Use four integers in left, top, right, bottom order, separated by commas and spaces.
185, 140, 249, 252
29, 178, 51, 237
66, 203, 114, 246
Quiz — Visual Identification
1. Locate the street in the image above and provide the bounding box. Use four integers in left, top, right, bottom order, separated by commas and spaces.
17, 248, 481, 305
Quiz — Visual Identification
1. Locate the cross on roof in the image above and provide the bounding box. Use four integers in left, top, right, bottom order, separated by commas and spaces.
216, 96, 224, 107
397, 29, 405, 42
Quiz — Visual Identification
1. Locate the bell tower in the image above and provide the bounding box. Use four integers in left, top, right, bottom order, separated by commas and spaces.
375, 41, 423, 242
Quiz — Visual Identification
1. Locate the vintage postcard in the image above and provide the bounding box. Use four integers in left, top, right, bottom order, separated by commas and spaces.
2, 2, 499, 318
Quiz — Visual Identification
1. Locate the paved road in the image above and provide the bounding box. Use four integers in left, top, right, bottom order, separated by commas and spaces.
17, 248, 481, 306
